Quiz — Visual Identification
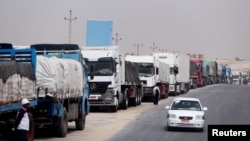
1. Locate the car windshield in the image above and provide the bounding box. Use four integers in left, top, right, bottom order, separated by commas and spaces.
171, 100, 202, 111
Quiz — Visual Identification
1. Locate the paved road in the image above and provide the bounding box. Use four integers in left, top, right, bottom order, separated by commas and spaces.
2, 84, 249, 141
106, 84, 250, 141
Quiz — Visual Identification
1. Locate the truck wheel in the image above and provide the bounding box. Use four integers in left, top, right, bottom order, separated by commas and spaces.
5, 120, 16, 141
56, 108, 68, 137
28, 113, 35, 141
130, 97, 137, 106
136, 92, 140, 105
111, 97, 119, 112
122, 91, 128, 110
138, 92, 142, 105
111, 106, 118, 112
75, 112, 86, 130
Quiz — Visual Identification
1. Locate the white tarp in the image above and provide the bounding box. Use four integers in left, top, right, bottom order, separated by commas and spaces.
0, 74, 36, 104
36, 56, 84, 98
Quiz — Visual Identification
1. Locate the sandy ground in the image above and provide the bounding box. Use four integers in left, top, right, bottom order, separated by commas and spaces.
78, 102, 158, 141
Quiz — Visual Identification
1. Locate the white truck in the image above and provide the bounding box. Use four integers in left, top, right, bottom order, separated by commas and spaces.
154, 52, 190, 95
232, 71, 242, 85
125, 54, 170, 101
176, 53, 190, 94
81, 46, 143, 112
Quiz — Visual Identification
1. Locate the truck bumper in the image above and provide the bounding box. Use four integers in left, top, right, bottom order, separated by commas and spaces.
88, 94, 117, 107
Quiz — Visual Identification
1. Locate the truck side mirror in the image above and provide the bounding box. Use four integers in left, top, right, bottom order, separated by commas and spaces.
174, 66, 179, 75
90, 66, 94, 80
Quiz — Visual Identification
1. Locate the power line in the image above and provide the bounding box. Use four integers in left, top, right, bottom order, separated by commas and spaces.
64, 10, 77, 43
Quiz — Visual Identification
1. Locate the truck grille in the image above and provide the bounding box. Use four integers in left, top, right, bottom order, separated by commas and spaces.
89, 82, 111, 93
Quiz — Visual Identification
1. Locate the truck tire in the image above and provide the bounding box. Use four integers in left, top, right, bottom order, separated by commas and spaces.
121, 90, 128, 110
75, 112, 86, 130
28, 113, 35, 141
136, 91, 140, 106
6, 120, 16, 141
138, 92, 142, 105
56, 108, 68, 137
130, 97, 137, 106
111, 97, 119, 112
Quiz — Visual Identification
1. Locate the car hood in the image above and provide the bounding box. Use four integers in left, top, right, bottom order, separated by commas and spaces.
168, 110, 205, 116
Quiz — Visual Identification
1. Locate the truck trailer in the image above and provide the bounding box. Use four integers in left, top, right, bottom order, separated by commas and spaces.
30, 44, 90, 137
176, 53, 190, 94
81, 46, 143, 112
0, 43, 37, 141
152, 53, 190, 95
151, 53, 170, 98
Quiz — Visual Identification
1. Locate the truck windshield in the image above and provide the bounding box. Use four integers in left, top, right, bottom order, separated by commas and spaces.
86, 61, 114, 76
170, 67, 175, 75
138, 63, 154, 77
233, 75, 240, 79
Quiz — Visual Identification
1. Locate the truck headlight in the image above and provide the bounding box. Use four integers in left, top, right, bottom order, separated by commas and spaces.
104, 95, 113, 100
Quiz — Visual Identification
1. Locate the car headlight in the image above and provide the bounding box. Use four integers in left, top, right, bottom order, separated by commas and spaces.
195, 115, 204, 120
167, 114, 176, 119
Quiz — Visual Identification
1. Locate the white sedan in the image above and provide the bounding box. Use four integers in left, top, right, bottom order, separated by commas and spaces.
165, 97, 208, 131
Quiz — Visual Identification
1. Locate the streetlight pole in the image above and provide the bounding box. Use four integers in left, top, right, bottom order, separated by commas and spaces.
112, 32, 122, 45
64, 10, 77, 44
134, 43, 143, 55
150, 42, 158, 52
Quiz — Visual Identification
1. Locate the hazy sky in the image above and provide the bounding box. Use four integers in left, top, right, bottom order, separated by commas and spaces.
1, 0, 250, 60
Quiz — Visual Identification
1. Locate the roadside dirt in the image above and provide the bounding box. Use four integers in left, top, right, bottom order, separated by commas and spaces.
79, 102, 159, 141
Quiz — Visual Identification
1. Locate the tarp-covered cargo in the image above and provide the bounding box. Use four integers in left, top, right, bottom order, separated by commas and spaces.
36, 56, 85, 98
124, 61, 141, 85
0, 61, 36, 104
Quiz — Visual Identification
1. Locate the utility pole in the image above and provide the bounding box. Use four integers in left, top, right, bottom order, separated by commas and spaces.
112, 32, 122, 45
64, 10, 77, 44
150, 42, 158, 52
134, 43, 143, 55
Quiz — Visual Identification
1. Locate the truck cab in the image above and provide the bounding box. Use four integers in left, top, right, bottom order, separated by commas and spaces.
81, 46, 123, 112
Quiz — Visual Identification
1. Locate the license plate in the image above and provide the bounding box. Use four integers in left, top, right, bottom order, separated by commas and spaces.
181, 119, 189, 123
89, 95, 98, 100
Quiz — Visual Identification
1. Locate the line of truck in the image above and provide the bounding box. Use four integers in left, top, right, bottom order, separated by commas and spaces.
0, 42, 234, 141
189, 56, 233, 89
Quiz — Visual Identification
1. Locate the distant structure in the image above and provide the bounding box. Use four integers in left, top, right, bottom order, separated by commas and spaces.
134, 43, 143, 55
150, 42, 158, 52
189, 54, 204, 59
112, 32, 122, 45
64, 10, 77, 43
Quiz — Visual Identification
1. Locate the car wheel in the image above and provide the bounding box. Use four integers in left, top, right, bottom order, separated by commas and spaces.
198, 127, 204, 132
167, 126, 173, 131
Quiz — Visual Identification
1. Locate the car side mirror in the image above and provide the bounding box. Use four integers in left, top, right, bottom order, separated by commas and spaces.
165, 106, 170, 109
203, 107, 208, 111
